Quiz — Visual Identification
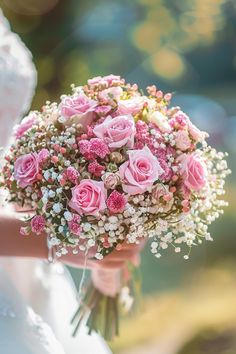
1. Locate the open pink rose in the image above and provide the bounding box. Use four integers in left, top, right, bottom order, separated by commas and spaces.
15, 113, 38, 139
60, 92, 97, 126
180, 153, 207, 191
69, 180, 107, 216
93, 115, 136, 149
14, 153, 39, 188
175, 130, 191, 151
119, 146, 163, 195
117, 97, 145, 116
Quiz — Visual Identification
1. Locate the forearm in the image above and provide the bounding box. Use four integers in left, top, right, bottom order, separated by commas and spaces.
0, 211, 48, 259
0, 210, 89, 267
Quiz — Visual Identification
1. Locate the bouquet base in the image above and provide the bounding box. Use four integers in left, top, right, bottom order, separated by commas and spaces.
71, 282, 119, 341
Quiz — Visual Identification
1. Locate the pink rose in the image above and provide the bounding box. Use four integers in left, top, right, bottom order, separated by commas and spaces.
99, 87, 123, 102
187, 121, 205, 142
31, 215, 46, 235
93, 115, 136, 149
102, 172, 120, 189
88, 75, 123, 88
14, 153, 39, 188
180, 153, 207, 191
60, 93, 97, 126
69, 180, 107, 216
38, 148, 50, 163
117, 97, 145, 116
175, 130, 191, 151
102, 74, 123, 86
119, 146, 163, 195
152, 183, 170, 201
15, 113, 38, 139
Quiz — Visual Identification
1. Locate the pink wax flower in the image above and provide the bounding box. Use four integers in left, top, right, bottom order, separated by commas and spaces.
79, 138, 109, 160
107, 190, 127, 214
69, 180, 107, 216
15, 113, 38, 139
117, 97, 145, 116
180, 153, 207, 191
90, 138, 110, 158
78, 139, 95, 160
93, 115, 136, 149
60, 92, 97, 126
38, 148, 50, 163
175, 130, 191, 151
31, 215, 46, 235
159, 159, 173, 182
95, 105, 112, 116
88, 161, 105, 177
66, 166, 80, 184
119, 146, 163, 195
14, 153, 39, 188
68, 214, 81, 236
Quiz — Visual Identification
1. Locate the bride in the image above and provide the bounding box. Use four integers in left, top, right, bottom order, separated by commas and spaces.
0, 9, 141, 354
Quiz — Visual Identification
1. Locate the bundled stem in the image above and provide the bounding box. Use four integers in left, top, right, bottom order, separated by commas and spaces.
71, 283, 119, 341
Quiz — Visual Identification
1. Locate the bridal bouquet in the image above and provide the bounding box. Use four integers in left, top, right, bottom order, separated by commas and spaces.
0, 74, 230, 340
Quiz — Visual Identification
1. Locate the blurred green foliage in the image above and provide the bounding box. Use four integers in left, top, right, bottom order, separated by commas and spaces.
1, 0, 236, 107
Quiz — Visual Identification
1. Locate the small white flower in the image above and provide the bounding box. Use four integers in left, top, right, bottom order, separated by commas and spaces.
95, 253, 103, 260
49, 190, 56, 198
58, 116, 66, 123
64, 160, 71, 167
108, 216, 118, 224
151, 241, 158, 249
83, 223, 91, 232
43, 170, 50, 180
64, 211, 73, 221
53, 203, 62, 214
51, 172, 58, 180
42, 196, 48, 205
88, 239, 95, 247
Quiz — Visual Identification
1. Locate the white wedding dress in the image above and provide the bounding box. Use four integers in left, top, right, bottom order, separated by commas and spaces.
0, 9, 111, 354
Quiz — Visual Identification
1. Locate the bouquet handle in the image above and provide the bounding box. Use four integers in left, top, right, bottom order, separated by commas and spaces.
72, 267, 123, 340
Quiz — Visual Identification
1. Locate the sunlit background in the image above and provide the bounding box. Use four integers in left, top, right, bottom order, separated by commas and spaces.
1, 0, 236, 353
